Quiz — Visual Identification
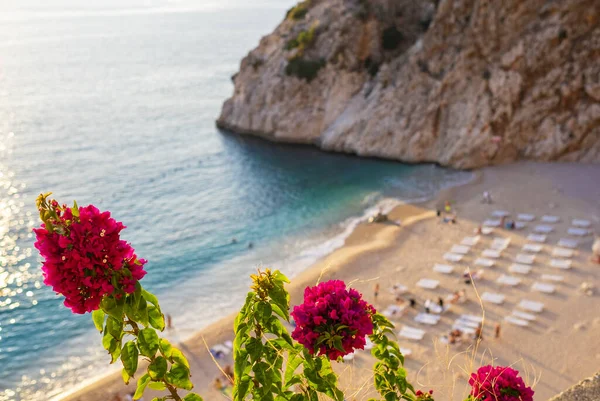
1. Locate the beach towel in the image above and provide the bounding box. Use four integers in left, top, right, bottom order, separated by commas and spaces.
512, 310, 536, 321
481, 227, 494, 235
491, 237, 511, 250
398, 326, 425, 340
414, 313, 441, 325
483, 219, 501, 227
460, 314, 483, 323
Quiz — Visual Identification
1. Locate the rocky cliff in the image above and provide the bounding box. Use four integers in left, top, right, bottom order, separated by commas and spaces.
217, 0, 600, 169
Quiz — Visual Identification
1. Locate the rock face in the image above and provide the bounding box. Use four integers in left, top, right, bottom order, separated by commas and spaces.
217, 0, 600, 169
549, 372, 600, 401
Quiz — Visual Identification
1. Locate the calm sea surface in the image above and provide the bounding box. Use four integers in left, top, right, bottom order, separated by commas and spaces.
0, 1, 472, 399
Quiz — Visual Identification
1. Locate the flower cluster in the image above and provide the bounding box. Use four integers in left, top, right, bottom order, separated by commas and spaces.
34, 201, 146, 314
291, 280, 375, 360
469, 365, 534, 401
415, 390, 434, 400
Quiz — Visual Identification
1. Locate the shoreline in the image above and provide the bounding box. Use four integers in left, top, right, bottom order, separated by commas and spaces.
58, 171, 475, 401
59, 162, 600, 401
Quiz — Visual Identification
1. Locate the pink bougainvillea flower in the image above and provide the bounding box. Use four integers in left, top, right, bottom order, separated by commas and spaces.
290, 280, 375, 360
469, 365, 534, 401
415, 389, 434, 400
34, 202, 146, 314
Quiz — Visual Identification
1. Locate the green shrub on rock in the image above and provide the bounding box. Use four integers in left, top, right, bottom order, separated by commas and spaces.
285, 57, 326, 82
286, 1, 311, 20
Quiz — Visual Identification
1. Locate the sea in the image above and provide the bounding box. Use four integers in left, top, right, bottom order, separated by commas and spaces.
0, 1, 473, 400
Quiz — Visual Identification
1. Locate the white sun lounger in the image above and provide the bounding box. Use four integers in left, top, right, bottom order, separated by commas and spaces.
492, 210, 510, 217
433, 263, 454, 274
451, 245, 471, 255
552, 247, 574, 258
400, 348, 412, 356
527, 234, 547, 243
572, 219, 591, 228
414, 313, 441, 325
509, 264, 532, 274
541, 215, 560, 223
515, 254, 535, 265
517, 214, 535, 222
399, 326, 425, 340
452, 324, 476, 335
342, 352, 355, 361
558, 238, 578, 249
532, 282, 555, 293
534, 225, 554, 233
541, 274, 564, 282
550, 259, 572, 269
522, 244, 543, 253
514, 222, 527, 230
481, 227, 494, 235
390, 284, 408, 294
568, 227, 589, 236
454, 319, 479, 329
481, 292, 505, 304
443, 252, 463, 262
491, 237, 511, 250
483, 219, 501, 227
475, 258, 495, 267
505, 316, 529, 326
416, 279, 440, 289
518, 299, 544, 313
382, 305, 406, 319
211, 344, 232, 356
482, 249, 501, 258
512, 310, 536, 321
461, 236, 480, 246
496, 274, 521, 286
460, 314, 483, 323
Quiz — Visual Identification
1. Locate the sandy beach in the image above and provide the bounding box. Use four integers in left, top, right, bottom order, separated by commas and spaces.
60, 162, 600, 401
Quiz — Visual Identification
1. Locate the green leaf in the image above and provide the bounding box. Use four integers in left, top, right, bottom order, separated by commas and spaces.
159, 338, 173, 358
245, 337, 263, 363
148, 306, 165, 331
170, 348, 190, 369
102, 330, 121, 363
183, 393, 204, 401
122, 369, 131, 385
148, 381, 166, 391
148, 356, 168, 380
142, 289, 160, 308
92, 309, 105, 332
137, 328, 159, 357
106, 316, 123, 340
256, 301, 272, 322
133, 374, 151, 400
165, 363, 193, 390
121, 341, 139, 377
71, 200, 79, 218
101, 296, 123, 320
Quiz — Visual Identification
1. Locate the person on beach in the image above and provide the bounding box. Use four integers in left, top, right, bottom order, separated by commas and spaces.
424, 299, 431, 314
374, 283, 380, 302
409, 298, 417, 308
495, 323, 501, 338
476, 225, 483, 234
482, 191, 492, 204
437, 297, 444, 309
592, 236, 600, 264
474, 323, 483, 342
223, 365, 234, 383
444, 201, 451, 213
167, 314, 173, 330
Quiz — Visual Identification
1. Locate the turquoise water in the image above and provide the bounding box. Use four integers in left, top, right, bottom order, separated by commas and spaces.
0, 1, 472, 400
